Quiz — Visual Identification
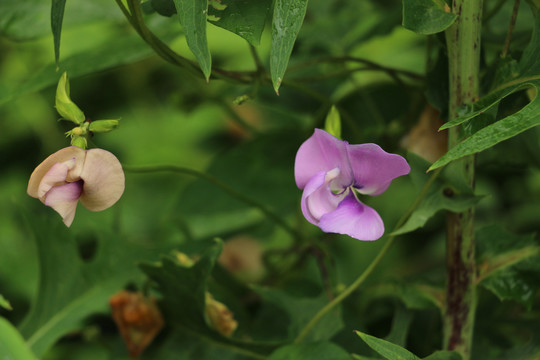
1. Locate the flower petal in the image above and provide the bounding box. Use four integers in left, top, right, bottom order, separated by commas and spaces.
27, 146, 86, 198
37, 160, 73, 200
44, 181, 83, 227
300, 169, 345, 225
347, 144, 410, 196
318, 193, 384, 241
295, 129, 353, 189
79, 148, 125, 211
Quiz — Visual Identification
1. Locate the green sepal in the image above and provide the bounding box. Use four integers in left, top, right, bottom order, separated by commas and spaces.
55, 72, 85, 124
70, 136, 87, 149
324, 106, 342, 139
89, 119, 120, 133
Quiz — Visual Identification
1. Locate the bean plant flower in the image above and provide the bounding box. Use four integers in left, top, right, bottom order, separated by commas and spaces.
295, 129, 410, 241
27, 146, 125, 227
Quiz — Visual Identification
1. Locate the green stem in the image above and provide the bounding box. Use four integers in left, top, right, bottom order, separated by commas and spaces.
293, 167, 443, 344
286, 56, 424, 82
123, 164, 301, 242
443, 1, 482, 358
501, 0, 520, 58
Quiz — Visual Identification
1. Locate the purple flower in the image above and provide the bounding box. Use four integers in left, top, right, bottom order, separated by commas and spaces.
27, 146, 125, 227
294, 129, 410, 240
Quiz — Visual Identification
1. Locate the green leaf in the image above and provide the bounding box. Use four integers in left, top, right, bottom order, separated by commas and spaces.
0, 293, 12, 311
268, 342, 351, 360
51, 0, 67, 66
402, 0, 457, 35
176, 132, 300, 236
208, 0, 272, 45
18, 215, 174, 357
0, 317, 36, 360
385, 307, 414, 347
55, 72, 85, 124
0, 0, 122, 41
270, 0, 309, 93
138, 240, 222, 331
355, 330, 420, 360
0, 31, 177, 105
367, 282, 444, 310
173, 0, 212, 80
141, 327, 268, 360
150, 0, 271, 45
476, 225, 540, 309
255, 288, 343, 342
138, 240, 277, 356
392, 154, 483, 235
428, 15, 540, 171
423, 351, 462, 360
151, 0, 177, 16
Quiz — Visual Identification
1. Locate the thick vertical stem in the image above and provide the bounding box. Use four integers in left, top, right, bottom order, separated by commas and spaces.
443, 1, 482, 359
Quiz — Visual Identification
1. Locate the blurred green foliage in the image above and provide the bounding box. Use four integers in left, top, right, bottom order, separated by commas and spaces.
1, 0, 540, 359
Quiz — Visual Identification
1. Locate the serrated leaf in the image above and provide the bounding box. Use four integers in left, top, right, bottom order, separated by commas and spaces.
268, 342, 351, 360
356, 331, 420, 360
173, 0, 212, 80
429, 15, 540, 171
208, 0, 272, 45
0, 317, 36, 360
270, 0, 308, 93
138, 240, 277, 356
138, 240, 222, 331
254, 288, 343, 342
51, 0, 66, 66
402, 0, 457, 35
392, 154, 483, 235
18, 215, 174, 357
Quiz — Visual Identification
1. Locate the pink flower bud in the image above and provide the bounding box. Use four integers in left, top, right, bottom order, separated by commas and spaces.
27, 146, 125, 227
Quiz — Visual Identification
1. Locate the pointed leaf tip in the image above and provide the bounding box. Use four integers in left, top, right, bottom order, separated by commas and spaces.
51, 0, 67, 65
270, 0, 308, 94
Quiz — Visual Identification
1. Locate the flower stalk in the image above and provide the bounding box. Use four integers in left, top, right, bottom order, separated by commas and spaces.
443, 0, 483, 358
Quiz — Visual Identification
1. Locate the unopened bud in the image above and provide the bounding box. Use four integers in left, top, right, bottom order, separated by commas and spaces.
204, 293, 238, 337
71, 126, 84, 136
56, 72, 85, 124
324, 106, 342, 139
89, 119, 120, 133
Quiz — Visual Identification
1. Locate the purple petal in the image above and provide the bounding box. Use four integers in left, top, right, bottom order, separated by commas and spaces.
346, 144, 410, 196
300, 169, 346, 225
295, 129, 353, 189
44, 181, 83, 227
319, 193, 384, 241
